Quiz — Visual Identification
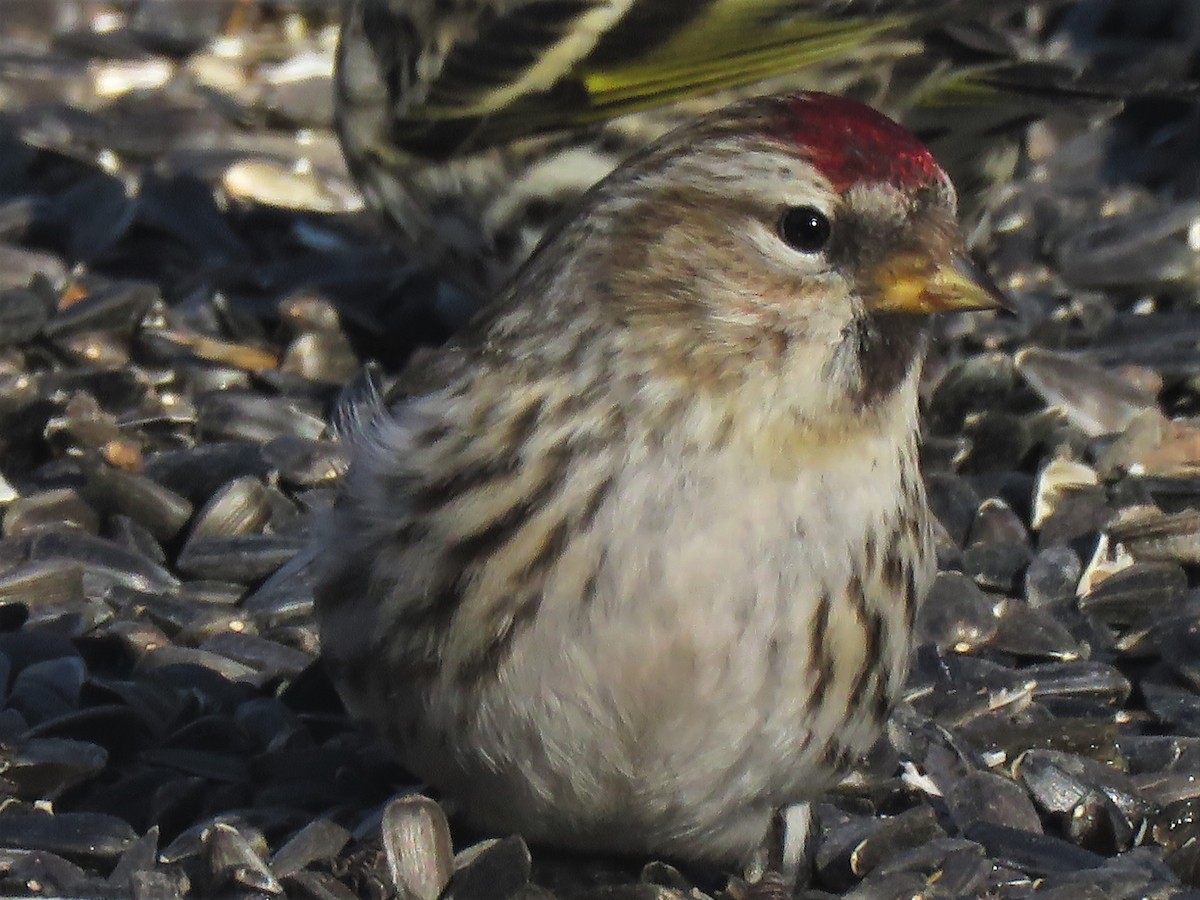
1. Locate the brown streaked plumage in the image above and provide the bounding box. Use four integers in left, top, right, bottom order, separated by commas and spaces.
314, 91, 1006, 868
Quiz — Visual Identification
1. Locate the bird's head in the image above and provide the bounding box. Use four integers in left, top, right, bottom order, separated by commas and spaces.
539, 91, 1007, 436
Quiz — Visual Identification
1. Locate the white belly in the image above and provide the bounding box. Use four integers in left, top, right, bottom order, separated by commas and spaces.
412, 427, 930, 862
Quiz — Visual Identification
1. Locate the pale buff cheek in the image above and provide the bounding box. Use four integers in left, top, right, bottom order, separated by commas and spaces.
695, 240, 857, 369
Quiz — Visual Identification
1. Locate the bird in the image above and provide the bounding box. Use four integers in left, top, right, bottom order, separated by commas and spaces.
334, 0, 1075, 301
314, 91, 1008, 869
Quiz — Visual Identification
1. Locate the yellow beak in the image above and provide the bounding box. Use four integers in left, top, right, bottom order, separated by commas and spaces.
870, 251, 1012, 314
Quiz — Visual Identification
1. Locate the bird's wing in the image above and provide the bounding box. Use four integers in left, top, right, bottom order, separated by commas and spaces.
372, 0, 1022, 157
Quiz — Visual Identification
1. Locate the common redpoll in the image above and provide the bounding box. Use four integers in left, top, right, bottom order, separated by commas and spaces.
315, 91, 1006, 866
335, 0, 1072, 299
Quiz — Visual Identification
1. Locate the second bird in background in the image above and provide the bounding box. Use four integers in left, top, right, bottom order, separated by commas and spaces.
335, 0, 1082, 302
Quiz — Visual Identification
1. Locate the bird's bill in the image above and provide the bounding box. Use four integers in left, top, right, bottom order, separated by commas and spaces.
870, 250, 1011, 314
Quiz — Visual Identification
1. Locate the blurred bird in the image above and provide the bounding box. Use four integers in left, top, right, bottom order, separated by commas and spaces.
334, 0, 1078, 301
315, 91, 1008, 869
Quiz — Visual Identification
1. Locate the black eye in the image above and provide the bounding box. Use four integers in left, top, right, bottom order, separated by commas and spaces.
778, 206, 832, 253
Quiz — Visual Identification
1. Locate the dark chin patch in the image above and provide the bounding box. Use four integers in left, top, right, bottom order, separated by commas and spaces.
844, 313, 926, 410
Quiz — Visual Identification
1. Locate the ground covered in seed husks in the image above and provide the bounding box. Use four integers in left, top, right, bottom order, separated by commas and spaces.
1, 1, 1200, 898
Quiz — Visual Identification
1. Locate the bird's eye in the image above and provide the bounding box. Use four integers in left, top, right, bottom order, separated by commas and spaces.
778, 206, 832, 254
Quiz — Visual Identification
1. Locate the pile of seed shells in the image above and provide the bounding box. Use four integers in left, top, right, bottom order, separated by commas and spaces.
1, 1, 1200, 898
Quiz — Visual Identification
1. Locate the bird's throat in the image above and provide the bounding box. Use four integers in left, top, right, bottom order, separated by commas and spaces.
842, 313, 927, 412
